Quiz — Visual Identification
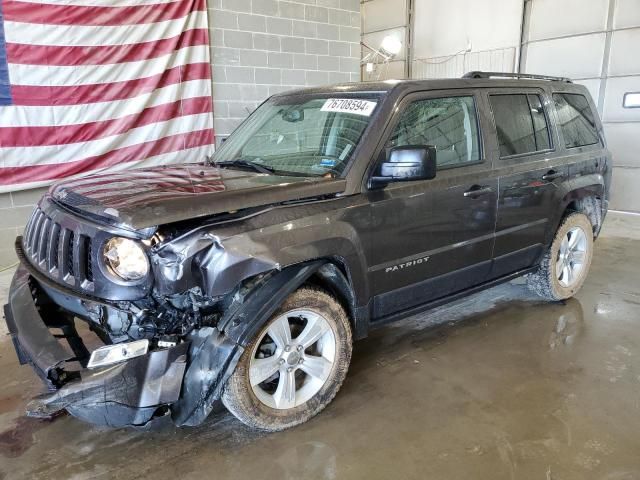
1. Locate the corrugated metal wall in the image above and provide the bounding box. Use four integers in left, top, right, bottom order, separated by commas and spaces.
413, 47, 517, 79
405, 0, 639, 212
520, 0, 640, 212
360, 0, 410, 80
411, 0, 523, 78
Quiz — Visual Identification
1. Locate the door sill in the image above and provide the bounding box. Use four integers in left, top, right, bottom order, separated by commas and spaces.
370, 266, 538, 328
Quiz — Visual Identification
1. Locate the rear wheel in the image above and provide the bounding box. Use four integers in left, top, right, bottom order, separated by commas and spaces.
222, 287, 352, 431
527, 212, 594, 301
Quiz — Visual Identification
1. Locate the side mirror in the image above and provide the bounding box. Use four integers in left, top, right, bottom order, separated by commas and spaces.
370, 145, 437, 188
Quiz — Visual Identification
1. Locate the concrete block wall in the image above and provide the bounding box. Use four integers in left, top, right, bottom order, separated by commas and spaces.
208, 0, 362, 141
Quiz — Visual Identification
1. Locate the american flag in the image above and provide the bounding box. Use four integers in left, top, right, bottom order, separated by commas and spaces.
0, 0, 214, 193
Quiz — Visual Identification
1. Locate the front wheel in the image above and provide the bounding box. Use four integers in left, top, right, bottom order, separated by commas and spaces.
527, 212, 594, 301
222, 287, 352, 431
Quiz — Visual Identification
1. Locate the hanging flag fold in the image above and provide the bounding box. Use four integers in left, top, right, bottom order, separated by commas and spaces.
0, 0, 214, 193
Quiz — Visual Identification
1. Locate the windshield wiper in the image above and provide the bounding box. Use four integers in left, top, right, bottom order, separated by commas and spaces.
214, 159, 275, 174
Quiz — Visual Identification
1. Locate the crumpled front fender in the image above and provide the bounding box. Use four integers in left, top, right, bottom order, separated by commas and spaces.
152, 232, 280, 298
171, 260, 326, 426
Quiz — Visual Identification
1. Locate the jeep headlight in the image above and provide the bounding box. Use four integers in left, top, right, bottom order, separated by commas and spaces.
102, 237, 149, 281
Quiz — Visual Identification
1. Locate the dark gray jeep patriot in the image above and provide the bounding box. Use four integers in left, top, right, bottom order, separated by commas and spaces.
3, 72, 611, 430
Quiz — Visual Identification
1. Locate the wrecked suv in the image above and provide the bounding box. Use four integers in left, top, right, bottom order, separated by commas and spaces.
4, 72, 611, 430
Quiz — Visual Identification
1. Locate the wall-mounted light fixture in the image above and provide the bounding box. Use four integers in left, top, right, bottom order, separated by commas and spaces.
380, 35, 403, 57
361, 34, 403, 81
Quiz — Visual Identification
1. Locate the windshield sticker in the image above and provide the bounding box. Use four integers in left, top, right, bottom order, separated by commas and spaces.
312, 158, 337, 172
321, 99, 377, 116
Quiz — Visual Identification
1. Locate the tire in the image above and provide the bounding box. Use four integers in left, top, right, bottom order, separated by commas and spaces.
222, 287, 352, 431
527, 212, 594, 301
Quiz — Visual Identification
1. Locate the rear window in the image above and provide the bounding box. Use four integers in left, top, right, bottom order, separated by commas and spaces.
490, 94, 551, 157
553, 93, 599, 148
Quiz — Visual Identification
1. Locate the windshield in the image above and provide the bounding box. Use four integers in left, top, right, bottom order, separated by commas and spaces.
212, 95, 381, 177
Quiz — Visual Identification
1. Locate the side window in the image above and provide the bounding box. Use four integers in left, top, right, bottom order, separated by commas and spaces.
388, 96, 481, 167
528, 95, 551, 152
489, 93, 551, 157
553, 93, 599, 148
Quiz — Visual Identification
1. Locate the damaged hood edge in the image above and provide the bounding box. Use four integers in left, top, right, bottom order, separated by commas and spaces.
49, 165, 347, 231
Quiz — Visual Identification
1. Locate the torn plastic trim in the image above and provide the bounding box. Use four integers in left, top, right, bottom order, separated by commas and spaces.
171, 327, 243, 426
5, 265, 190, 427
4, 266, 77, 389
14, 259, 151, 346
27, 341, 189, 428
220, 260, 326, 345
172, 261, 326, 426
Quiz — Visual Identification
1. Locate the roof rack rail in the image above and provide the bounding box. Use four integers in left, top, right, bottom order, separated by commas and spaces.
462, 71, 573, 83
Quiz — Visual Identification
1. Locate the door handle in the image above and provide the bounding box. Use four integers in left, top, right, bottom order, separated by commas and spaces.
463, 186, 493, 198
542, 170, 564, 181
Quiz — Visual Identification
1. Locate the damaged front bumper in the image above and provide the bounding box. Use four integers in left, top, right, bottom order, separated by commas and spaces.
3, 266, 190, 427
27, 343, 189, 427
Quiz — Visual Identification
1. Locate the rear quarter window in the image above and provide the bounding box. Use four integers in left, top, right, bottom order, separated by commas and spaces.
553, 93, 600, 148
489, 93, 551, 158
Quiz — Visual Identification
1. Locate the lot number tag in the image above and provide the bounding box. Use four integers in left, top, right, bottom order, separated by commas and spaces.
321, 99, 377, 116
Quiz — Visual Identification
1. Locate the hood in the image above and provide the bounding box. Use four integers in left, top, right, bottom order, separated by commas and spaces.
49, 164, 346, 230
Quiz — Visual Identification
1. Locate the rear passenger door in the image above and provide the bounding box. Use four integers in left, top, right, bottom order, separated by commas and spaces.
486, 89, 566, 277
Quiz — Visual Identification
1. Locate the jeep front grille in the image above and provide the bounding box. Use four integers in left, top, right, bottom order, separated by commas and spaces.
23, 206, 94, 291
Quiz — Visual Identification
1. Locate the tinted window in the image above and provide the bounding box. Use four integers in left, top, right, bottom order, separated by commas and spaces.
553, 93, 599, 148
529, 95, 551, 152
490, 94, 551, 157
388, 96, 481, 167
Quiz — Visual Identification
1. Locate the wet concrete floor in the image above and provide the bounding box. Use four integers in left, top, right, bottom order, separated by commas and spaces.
0, 229, 639, 479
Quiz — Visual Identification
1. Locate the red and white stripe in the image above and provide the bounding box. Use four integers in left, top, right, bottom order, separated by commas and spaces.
0, 0, 214, 193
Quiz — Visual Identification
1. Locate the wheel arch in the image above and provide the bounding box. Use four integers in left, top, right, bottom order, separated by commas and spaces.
173, 260, 326, 427
221, 258, 364, 347
564, 195, 604, 237
549, 175, 605, 243
304, 258, 368, 340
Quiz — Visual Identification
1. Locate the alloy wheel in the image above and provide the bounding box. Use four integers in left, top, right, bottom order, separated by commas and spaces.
556, 226, 588, 288
249, 309, 336, 410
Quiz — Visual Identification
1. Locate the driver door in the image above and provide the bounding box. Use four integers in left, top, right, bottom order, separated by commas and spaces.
364, 91, 498, 319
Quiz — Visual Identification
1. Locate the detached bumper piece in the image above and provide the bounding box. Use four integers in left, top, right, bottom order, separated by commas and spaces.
3, 266, 189, 428
3, 266, 79, 389
27, 342, 189, 427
